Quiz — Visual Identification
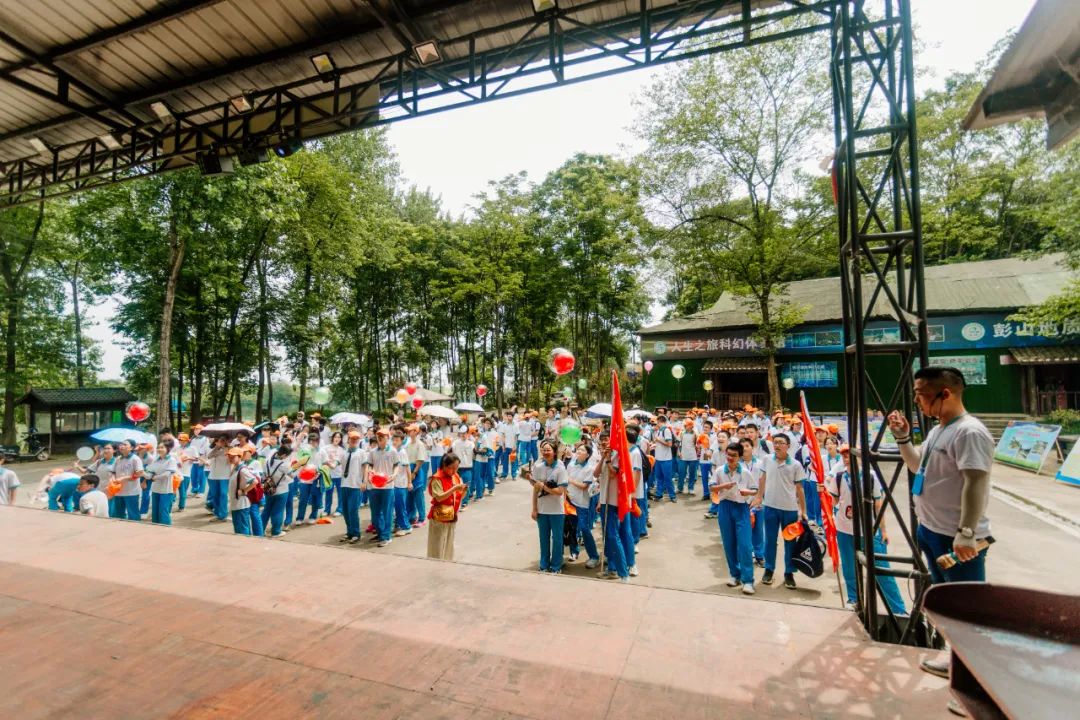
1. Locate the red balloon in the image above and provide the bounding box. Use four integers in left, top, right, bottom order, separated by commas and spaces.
476, 384, 488, 398
126, 401, 150, 423
549, 348, 575, 376
406, 382, 418, 395
411, 397, 424, 410
298, 466, 317, 482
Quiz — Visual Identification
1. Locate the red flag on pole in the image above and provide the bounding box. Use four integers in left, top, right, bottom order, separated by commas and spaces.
609, 370, 636, 522
800, 391, 840, 573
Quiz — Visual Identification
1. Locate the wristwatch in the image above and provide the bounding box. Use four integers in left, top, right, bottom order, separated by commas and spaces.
958, 526, 975, 540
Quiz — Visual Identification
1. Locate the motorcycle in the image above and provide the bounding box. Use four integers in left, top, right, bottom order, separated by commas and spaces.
0, 430, 50, 462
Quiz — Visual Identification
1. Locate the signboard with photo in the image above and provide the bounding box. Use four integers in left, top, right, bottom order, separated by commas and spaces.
783, 361, 839, 388
913, 355, 988, 385
1056, 441, 1080, 487
993, 421, 1062, 473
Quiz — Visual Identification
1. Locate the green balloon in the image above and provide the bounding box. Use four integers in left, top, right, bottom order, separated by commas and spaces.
577, 378, 587, 389
560, 424, 583, 445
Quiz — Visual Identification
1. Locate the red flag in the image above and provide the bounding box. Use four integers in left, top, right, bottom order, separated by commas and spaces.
609, 371, 635, 522
800, 391, 840, 573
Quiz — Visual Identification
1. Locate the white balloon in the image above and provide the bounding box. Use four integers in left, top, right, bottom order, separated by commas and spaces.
671, 364, 686, 380
76, 446, 94, 461
312, 386, 331, 405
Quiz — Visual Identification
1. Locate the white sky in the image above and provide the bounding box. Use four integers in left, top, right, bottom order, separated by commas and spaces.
89, 0, 1036, 379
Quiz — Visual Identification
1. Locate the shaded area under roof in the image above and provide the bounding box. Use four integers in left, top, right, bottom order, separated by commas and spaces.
640, 254, 1071, 336
963, 0, 1080, 150
1010, 345, 1080, 364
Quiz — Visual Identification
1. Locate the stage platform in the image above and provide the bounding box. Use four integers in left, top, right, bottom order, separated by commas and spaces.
0, 508, 951, 719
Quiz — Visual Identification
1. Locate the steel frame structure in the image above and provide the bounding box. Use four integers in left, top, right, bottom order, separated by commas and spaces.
0, 0, 930, 644
831, 0, 930, 645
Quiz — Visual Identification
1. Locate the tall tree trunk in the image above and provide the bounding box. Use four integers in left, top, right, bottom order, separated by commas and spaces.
1, 201, 44, 444
296, 259, 313, 410
69, 262, 85, 387
191, 279, 204, 423
157, 206, 186, 431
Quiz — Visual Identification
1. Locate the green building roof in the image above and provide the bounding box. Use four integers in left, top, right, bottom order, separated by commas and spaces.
16, 387, 136, 408
640, 254, 1071, 337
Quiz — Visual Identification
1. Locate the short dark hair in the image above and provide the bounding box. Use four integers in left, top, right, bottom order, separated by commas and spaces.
772, 432, 790, 445
441, 452, 460, 470
743, 422, 758, 431
915, 365, 966, 391
725, 443, 742, 455
626, 426, 640, 443
80, 474, 99, 488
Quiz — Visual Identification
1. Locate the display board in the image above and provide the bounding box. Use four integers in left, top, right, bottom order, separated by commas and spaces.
994, 421, 1062, 473
1055, 440, 1080, 487
913, 355, 988, 385
783, 361, 839, 388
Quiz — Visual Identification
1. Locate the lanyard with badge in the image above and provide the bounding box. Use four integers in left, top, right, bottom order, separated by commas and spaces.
912, 414, 965, 496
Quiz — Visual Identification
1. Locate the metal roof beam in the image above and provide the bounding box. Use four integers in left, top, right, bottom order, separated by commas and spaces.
0, 0, 229, 76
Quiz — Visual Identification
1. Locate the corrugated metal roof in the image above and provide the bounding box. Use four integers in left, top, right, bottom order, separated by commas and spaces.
641, 254, 1072, 336
1010, 345, 1080, 364
702, 357, 768, 372
963, 0, 1080, 150
15, 386, 136, 406
0, 1, 766, 167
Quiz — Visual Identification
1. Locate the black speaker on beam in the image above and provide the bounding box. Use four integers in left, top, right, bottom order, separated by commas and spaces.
196, 152, 234, 176
237, 147, 269, 166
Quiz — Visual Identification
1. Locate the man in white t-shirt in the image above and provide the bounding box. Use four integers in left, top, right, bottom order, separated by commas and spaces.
595, 431, 634, 582
0, 461, 20, 506
888, 366, 993, 695
76, 474, 110, 517
364, 429, 399, 547
753, 432, 807, 589
338, 431, 366, 542
651, 415, 675, 502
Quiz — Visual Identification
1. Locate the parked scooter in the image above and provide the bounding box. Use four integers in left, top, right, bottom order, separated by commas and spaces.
0, 429, 49, 462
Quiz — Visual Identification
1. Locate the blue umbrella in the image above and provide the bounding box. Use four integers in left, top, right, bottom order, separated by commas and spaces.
91, 427, 156, 445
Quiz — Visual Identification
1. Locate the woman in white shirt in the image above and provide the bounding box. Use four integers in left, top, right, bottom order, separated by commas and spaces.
566, 444, 600, 568
147, 441, 180, 526
323, 431, 345, 517
527, 440, 569, 574
710, 443, 759, 594
260, 446, 293, 537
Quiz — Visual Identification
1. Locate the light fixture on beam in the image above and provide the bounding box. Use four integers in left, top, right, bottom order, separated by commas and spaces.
412, 40, 441, 66
99, 133, 122, 150
272, 137, 303, 158
149, 101, 174, 121
310, 52, 338, 80
28, 136, 50, 155
229, 93, 254, 114
532, 0, 558, 12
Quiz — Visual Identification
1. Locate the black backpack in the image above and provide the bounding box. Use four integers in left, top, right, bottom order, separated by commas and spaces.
631, 444, 652, 487
792, 519, 826, 578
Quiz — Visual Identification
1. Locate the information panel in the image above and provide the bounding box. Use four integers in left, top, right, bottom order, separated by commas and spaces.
994, 421, 1062, 473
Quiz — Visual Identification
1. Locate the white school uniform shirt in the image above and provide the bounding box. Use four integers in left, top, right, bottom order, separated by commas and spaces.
501, 421, 518, 449
516, 419, 534, 442
826, 466, 884, 536
147, 454, 179, 494
0, 467, 21, 505
340, 446, 366, 489
532, 460, 568, 515
227, 464, 254, 511
88, 457, 116, 488
188, 434, 210, 461
566, 460, 594, 509
709, 462, 757, 504
112, 454, 144, 497
178, 444, 196, 478
365, 447, 399, 488
761, 454, 807, 512
429, 428, 446, 457
452, 438, 475, 468
264, 456, 293, 495
79, 488, 110, 517
324, 444, 345, 478
679, 429, 698, 461
206, 446, 232, 480
392, 447, 411, 488
653, 425, 674, 461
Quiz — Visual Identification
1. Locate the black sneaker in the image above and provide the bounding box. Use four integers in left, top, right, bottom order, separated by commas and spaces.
762, 570, 774, 585
669, 497, 677, 503
754, 558, 765, 568
646, 519, 653, 528
784, 574, 797, 589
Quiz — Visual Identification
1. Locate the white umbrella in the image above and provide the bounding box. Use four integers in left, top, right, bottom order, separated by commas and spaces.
329, 412, 372, 426
624, 409, 655, 421
200, 422, 255, 438
418, 404, 460, 420
585, 403, 613, 419
453, 402, 485, 413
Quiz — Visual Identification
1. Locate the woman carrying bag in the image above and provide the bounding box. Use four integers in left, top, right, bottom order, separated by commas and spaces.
427, 453, 468, 560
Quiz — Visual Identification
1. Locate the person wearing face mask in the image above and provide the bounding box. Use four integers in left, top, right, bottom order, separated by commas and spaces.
527, 439, 569, 574
566, 443, 600, 568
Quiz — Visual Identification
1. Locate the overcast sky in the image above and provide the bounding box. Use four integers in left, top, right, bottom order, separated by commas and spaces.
89, 0, 1036, 379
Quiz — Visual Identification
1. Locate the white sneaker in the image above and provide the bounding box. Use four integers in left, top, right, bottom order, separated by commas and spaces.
347, 536, 360, 544
495, 477, 501, 484
377, 539, 391, 547
393, 529, 411, 537
628, 566, 639, 577
585, 558, 599, 569
305, 518, 316, 525
619, 576, 630, 583
333, 511, 342, 517
597, 570, 617, 579
742, 584, 756, 595
726, 578, 742, 587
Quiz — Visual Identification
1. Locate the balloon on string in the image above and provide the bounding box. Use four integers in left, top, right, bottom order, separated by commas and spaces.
76, 446, 94, 462
411, 397, 424, 410
312, 386, 331, 405
549, 347, 575, 376
298, 466, 318, 482
703, 380, 714, 391
643, 360, 654, 373
476, 384, 488, 398
405, 382, 418, 395
560, 423, 583, 445
671, 364, 686, 380
577, 378, 587, 390
125, 401, 150, 423
394, 389, 409, 404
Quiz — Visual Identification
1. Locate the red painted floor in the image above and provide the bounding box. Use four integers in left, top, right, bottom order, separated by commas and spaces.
0, 507, 952, 719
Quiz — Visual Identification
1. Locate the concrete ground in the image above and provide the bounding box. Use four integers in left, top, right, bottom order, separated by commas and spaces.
10, 456, 1080, 608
